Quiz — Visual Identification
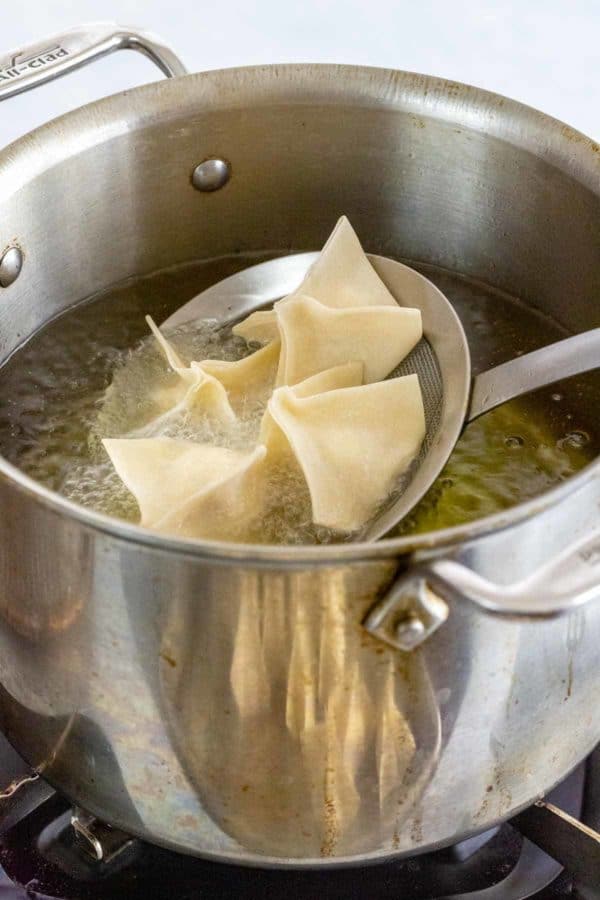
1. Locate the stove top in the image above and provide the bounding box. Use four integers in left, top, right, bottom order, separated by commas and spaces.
0, 732, 598, 899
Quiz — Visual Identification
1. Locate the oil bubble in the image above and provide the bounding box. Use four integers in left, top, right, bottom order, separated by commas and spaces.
558, 430, 590, 451
504, 435, 524, 449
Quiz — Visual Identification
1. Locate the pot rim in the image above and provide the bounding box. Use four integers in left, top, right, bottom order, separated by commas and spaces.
0, 62, 598, 564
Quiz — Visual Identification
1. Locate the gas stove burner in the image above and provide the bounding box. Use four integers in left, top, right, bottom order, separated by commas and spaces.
0, 732, 598, 899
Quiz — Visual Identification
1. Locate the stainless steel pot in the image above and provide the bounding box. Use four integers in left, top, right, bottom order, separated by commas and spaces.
0, 22, 599, 867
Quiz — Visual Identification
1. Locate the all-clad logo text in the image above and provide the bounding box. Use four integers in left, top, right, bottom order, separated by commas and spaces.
0, 45, 69, 81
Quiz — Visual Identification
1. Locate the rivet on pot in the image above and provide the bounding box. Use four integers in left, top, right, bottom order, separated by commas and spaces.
192, 158, 231, 192
0, 246, 23, 288
394, 615, 427, 651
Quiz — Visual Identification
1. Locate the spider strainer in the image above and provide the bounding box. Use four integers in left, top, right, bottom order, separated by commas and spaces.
163, 253, 600, 541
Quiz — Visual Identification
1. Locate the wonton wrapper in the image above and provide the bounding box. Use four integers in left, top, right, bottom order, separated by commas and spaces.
231, 216, 406, 353
267, 374, 425, 531
147, 315, 279, 418
260, 361, 364, 463
275, 295, 422, 386
300, 216, 399, 309
232, 310, 280, 345
201, 339, 280, 410
144, 362, 238, 435
103, 438, 267, 540
146, 317, 236, 425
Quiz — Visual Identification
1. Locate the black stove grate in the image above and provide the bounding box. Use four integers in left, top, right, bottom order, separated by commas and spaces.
0, 730, 597, 900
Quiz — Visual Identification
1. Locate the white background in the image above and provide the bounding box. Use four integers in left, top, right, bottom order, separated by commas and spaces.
0, 0, 598, 150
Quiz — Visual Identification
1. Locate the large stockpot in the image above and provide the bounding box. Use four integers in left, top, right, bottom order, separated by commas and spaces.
0, 22, 599, 866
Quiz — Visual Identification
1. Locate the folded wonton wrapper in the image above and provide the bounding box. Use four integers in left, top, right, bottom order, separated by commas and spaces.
201, 340, 280, 410
260, 361, 365, 462
234, 215, 400, 346
104, 364, 365, 539
146, 316, 279, 421
266, 374, 426, 532
102, 439, 267, 540
275, 294, 422, 386
232, 309, 280, 345
230, 217, 422, 388
299, 215, 400, 309
146, 317, 236, 426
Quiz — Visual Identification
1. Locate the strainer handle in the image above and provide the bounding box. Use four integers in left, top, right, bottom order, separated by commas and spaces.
0, 22, 186, 103
467, 328, 600, 422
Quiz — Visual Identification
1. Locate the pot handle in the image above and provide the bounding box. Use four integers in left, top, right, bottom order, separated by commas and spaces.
0, 22, 186, 102
364, 525, 600, 651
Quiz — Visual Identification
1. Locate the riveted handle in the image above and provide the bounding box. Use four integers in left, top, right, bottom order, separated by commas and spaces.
426, 524, 600, 617
364, 525, 600, 651
0, 22, 186, 102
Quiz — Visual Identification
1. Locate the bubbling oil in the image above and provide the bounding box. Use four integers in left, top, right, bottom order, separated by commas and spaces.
65, 319, 326, 544
0, 256, 596, 544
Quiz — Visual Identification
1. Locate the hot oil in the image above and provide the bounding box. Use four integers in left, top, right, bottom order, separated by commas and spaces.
71, 318, 321, 544
393, 404, 592, 536
0, 256, 596, 544
392, 266, 599, 536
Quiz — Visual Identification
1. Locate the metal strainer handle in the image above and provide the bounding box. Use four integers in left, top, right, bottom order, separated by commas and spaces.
467, 328, 600, 422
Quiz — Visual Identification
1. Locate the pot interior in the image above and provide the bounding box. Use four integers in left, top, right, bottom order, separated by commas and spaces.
0, 66, 598, 542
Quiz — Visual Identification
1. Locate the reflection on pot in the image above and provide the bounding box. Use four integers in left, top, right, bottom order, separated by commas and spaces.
0, 489, 91, 641
160, 566, 440, 858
